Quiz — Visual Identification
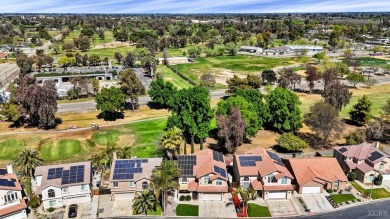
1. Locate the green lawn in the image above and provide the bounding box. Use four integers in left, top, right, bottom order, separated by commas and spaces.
351, 181, 390, 199
0, 140, 25, 160
40, 139, 83, 161
123, 118, 167, 158
156, 65, 193, 89
92, 130, 120, 146
330, 194, 356, 204
175, 55, 295, 83
247, 203, 271, 217
176, 204, 199, 216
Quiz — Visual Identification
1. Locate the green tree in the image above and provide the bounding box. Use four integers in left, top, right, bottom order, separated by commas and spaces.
95, 87, 125, 120
14, 148, 44, 177
374, 174, 383, 186
78, 37, 91, 51
346, 73, 366, 88
276, 133, 308, 152
0, 103, 19, 121
345, 130, 366, 145
16, 52, 34, 77
235, 89, 269, 128
49, 43, 60, 55
313, 51, 326, 63
349, 95, 373, 125
305, 65, 322, 93
132, 190, 156, 216
261, 70, 277, 85
114, 52, 123, 64
160, 127, 182, 159
226, 75, 261, 95
322, 82, 352, 111
381, 99, 390, 118
92, 78, 99, 95
148, 77, 177, 109
266, 87, 302, 133
134, 47, 152, 66
150, 160, 179, 212
118, 69, 146, 111
225, 42, 237, 56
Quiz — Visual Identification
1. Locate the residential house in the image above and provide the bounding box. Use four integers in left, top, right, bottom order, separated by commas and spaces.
0, 164, 27, 219
109, 154, 162, 201
177, 149, 229, 201
32, 161, 92, 210
239, 46, 263, 54
284, 157, 347, 193
333, 142, 390, 183
233, 148, 294, 199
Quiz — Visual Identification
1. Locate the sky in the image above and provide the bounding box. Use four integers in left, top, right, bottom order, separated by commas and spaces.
1, 0, 389, 13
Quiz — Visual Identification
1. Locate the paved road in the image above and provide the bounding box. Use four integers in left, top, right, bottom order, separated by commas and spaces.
300, 199, 390, 219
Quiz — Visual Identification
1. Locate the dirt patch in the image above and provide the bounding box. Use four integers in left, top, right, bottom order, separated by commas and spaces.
93, 41, 133, 49
214, 69, 246, 85
296, 70, 306, 76
373, 56, 390, 61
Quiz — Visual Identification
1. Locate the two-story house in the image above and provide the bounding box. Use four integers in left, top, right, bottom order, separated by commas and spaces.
109, 153, 162, 201
334, 142, 390, 183
177, 149, 229, 201
0, 164, 27, 219
284, 157, 347, 193
32, 161, 92, 210
233, 148, 294, 199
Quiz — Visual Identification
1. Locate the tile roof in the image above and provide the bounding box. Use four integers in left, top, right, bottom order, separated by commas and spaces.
250, 179, 263, 190
285, 157, 347, 186
34, 161, 92, 194
334, 143, 388, 163
356, 162, 374, 173
234, 148, 294, 179
263, 185, 294, 191
109, 158, 162, 183
0, 198, 26, 217
345, 161, 357, 169
187, 181, 228, 193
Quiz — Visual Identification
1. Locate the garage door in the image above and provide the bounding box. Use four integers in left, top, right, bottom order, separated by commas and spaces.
267, 191, 286, 199
200, 193, 222, 201
302, 187, 321, 194
63, 194, 91, 205
114, 193, 135, 200
383, 175, 390, 181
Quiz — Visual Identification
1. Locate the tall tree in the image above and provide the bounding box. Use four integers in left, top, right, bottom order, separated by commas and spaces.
16, 52, 34, 77
114, 52, 123, 64
200, 73, 216, 88
261, 70, 277, 85
92, 78, 99, 95
123, 52, 136, 68
278, 68, 301, 90
346, 73, 366, 88
226, 75, 261, 95
118, 69, 146, 111
322, 82, 352, 111
349, 95, 373, 126
266, 87, 302, 133
68, 77, 90, 99
14, 148, 44, 177
160, 127, 182, 159
305, 65, 321, 93
235, 89, 269, 128
217, 107, 246, 154
304, 101, 342, 147
132, 190, 156, 216
322, 67, 340, 89
148, 77, 177, 109
95, 86, 125, 120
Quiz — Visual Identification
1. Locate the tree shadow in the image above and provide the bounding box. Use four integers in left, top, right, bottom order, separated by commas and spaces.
147, 102, 164, 110
207, 143, 228, 155
297, 132, 323, 149
97, 111, 124, 121
342, 118, 363, 127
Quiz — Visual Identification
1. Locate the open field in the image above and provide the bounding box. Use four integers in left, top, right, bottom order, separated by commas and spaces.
156, 65, 193, 89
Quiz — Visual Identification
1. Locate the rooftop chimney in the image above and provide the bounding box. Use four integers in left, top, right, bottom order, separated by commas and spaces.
113, 152, 117, 160
6, 163, 13, 174
375, 141, 380, 149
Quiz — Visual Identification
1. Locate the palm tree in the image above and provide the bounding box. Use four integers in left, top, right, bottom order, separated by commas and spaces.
132, 189, 156, 216
117, 147, 132, 159
90, 152, 105, 173
13, 148, 44, 177
160, 127, 182, 159
150, 160, 179, 213
234, 186, 258, 216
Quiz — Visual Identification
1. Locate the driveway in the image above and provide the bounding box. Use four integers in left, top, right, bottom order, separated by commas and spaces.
98, 194, 133, 218
64, 196, 98, 219
266, 199, 299, 217
300, 194, 333, 213
199, 201, 236, 218
383, 180, 390, 192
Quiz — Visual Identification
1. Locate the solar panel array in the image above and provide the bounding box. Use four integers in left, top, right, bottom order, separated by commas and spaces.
214, 166, 227, 178
213, 151, 224, 162
368, 151, 384, 162
47, 165, 85, 185
239, 156, 262, 166
0, 179, 16, 187
339, 147, 347, 153
178, 155, 196, 176
113, 159, 148, 180
267, 151, 285, 166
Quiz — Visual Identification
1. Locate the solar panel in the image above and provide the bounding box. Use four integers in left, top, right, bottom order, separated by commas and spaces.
213, 151, 224, 162
368, 151, 384, 161
178, 155, 196, 176
239, 156, 261, 166
339, 147, 347, 153
0, 179, 16, 187
61, 165, 85, 185
112, 159, 145, 180
214, 166, 227, 178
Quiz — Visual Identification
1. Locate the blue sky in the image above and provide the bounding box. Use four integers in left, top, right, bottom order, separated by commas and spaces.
1, 0, 389, 13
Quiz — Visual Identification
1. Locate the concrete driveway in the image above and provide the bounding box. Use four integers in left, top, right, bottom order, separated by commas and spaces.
199, 201, 236, 218
266, 199, 299, 217
98, 195, 133, 218
300, 194, 333, 213
64, 196, 98, 219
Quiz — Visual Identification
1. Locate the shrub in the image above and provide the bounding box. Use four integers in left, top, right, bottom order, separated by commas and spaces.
333, 189, 337, 192
374, 174, 383, 186
339, 190, 343, 194
352, 199, 356, 203
179, 195, 185, 201
347, 171, 357, 181
47, 207, 55, 213
29, 196, 41, 209
327, 189, 333, 193
276, 133, 309, 152
185, 195, 191, 201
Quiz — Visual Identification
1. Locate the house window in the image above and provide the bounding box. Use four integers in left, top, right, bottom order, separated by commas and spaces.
281, 177, 287, 184
129, 181, 136, 187
267, 174, 277, 183
369, 174, 375, 182
48, 189, 55, 198
242, 177, 250, 190
203, 176, 211, 184
334, 181, 339, 189
180, 177, 188, 184
142, 182, 148, 190
216, 179, 223, 186
113, 182, 118, 188
81, 185, 87, 191
63, 187, 68, 193
380, 163, 384, 170
49, 200, 56, 207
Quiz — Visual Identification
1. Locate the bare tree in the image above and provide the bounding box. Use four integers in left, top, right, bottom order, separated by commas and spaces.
322, 82, 352, 111
305, 65, 322, 93
322, 67, 340, 90
217, 107, 246, 154
278, 68, 301, 90
200, 73, 216, 88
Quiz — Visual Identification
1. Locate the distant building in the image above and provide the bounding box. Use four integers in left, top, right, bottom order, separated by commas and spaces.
0, 164, 27, 219
268, 46, 291, 55
238, 46, 263, 54
287, 45, 323, 55
158, 57, 189, 65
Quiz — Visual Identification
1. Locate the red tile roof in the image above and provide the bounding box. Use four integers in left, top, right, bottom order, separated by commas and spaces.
334, 143, 387, 163
356, 162, 374, 173
0, 199, 26, 217
187, 180, 228, 193
285, 157, 347, 186
250, 179, 263, 190
263, 185, 294, 191
234, 148, 294, 179
0, 173, 22, 191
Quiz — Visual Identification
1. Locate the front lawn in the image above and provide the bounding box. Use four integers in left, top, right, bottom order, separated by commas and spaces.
247, 203, 271, 217
176, 204, 199, 216
351, 181, 390, 199
330, 194, 356, 204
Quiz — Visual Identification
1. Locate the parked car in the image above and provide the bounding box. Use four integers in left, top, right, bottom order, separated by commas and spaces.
68, 204, 78, 218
